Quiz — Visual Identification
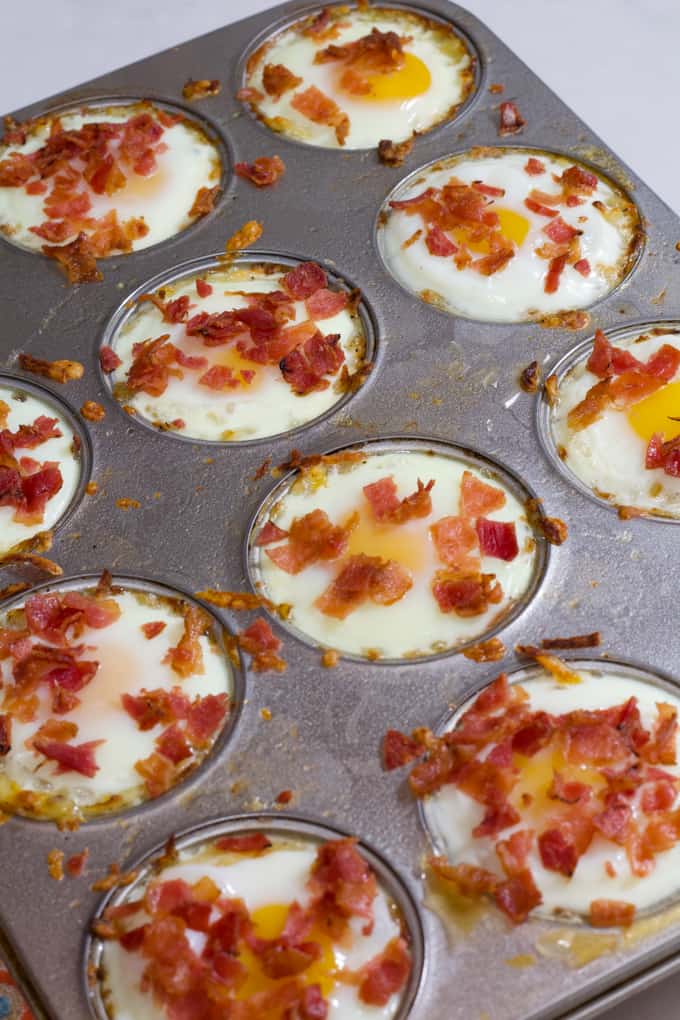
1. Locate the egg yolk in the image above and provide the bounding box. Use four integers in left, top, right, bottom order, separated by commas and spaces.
453, 208, 530, 254
216, 345, 261, 388
356, 52, 431, 101
346, 511, 428, 572
511, 746, 605, 820
117, 164, 168, 201
236, 903, 337, 1005
627, 381, 680, 442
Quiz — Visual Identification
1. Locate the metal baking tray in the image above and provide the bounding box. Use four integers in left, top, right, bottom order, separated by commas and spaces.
1, 1, 680, 1018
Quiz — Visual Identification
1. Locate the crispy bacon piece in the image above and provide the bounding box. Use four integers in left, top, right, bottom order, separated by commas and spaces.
589, 899, 635, 928
358, 937, 411, 1006
66, 848, 89, 877
121, 687, 190, 731
282, 262, 327, 300
305, 287, 348, 320
382, 729, 424, 770
425, 224, 457, 256
475, 518, 518, 561
280, 331, 345, 394
266, 508, 352, 574
543, 216, 580, 245
495, 870, 542, 923
42, 232, 102, 283
463, 637, 506, 663
291, 85, 350, 146
432, 569, 502, 616
315, 28, 406, 101
460, 470, 506, 517
189, 185, 220, 218
646, 433, 680, 476
256, 520, 289, 546
499, 101, 525, 135
126, 334, 181, 397
544, 253, 568, 294
215, 832, 272, 853
561, 164, 598, 194
363, 475, 434, 524
234, 155, 286, 188
378, 137, 413, 167
316, 554, 412, 619
238, 617, 286, 673
308, 837, 377, 931
182, 78, 221, 100
524, 197, 558, 218
430, 515, 478, 570
18, 354, 84, 383
156, 724, 192, 764
33, 737, 104, 777
262, 63, 303, 99
542, 632, 601, 650
163, 605, 206, 678
524, 157, 545, 176
99, 345, 122, 373
586, 329, 641, 377
134, 751, 175, 797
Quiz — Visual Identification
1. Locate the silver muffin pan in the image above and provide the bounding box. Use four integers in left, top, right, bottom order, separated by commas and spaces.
1, 1, 680, 1018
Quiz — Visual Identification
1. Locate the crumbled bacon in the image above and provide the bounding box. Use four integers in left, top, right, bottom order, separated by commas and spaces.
305, 287, 348, 320
216, 832, 273, 853
255, 520, 289, 546
463, 637, 506, 663
235, 155, 286, 188
589, 899, 635, 928
99, 345, 122, 373
358, 937, 411, 1006
66, 848, 89, 877
425, 224, 457, 256
475, 518, 518, 561
499, 101, 525, 135
282, 262, 327, 300
460, 470, 506, 517
382, 729, 425, 770
363, 475, 435, 524
280, 330, 345, 394
189, 185, 220, 219
141, 621, 166, 640
126, 334, 181, 397
262, 63, 303, 99
163, 605, 206, 678
266, 508, 353, 574
238, 617, 286, 673
19, 353, 84, 383
316, 554, 412, 619
182, 79, 221, 100
33, 736, 104, 777
544, 253, 568, 294
432, 570, 502, 616
430, 515, 479, 571
525, 157, 545, 176
315, 28, 407, 101
378, 137, 413, 167
42, 232, 102, 283
290, 86, 350, 146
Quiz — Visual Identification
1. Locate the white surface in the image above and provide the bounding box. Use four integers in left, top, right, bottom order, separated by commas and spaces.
1, 1, 679, 1017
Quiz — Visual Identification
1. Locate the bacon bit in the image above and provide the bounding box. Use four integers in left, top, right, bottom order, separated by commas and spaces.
519, 360, 540, 393
476, 518, 518, 561
66, 848, 89, 877
47, 848, 64, 881
463, 638, 506, 663
215, 832, 272, 853
141, 621, 166, 640
225, 219, 263, 254
189, 185, 220, 219
561, 164, 598, 194
358, 936, 411, 1006
116, 497, 140, 511
18, 354, 84, 383
236, 85, 264, 103
524, 197, 557, 218
541, 632, 601, 650
42, 233, 102, 283
234, 155, 286, 188
33, 737, 104, 777
80, 400, 105, 422
182, 78, 221, 100
378, 138, 413, 167
489, 83, 504, 95
363, 476, 435, 524
316, 554, 412, 619
266, 508, 353, 574
425, 224, 457, 256
525, 157, 545, 176
321, 649, 339, 668
460, 470, 506, 517
164, 605, 206, 678
430, 516, 478, 571
195, 278, 212, 298
196, 589, 273, 612
499, 101, 525, 136
238, 617, 286, 673
537, 514, 568, 545
291, 85, 350, 146
283, 261, 327, 300
276, 789, 293, 805
589, 899, 635, 928
0, 582, 30, 603
91, 862, 139, 892
431, 570, 502, 616
544, 253, 568, 294
574, 258, 591, 276
256, 521, 289, 546
263, 63, 303, 99
134, 751, 175, 798
99, 345, 122, 373
543, 373, 559, 406
383, 729, 424, 770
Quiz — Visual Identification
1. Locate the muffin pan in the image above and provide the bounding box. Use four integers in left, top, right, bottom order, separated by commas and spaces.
1, 1, 680, 1019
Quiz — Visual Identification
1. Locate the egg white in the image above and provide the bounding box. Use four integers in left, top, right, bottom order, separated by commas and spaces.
244, 6, 474, 149
0, 588, 232, 813
110, 263, 367, 442
0, 384, 81, 554
100, 839, 405, 1020
0, 103, 221, 253
379, 150, 639, 322
253, 449, 537, 659
553, 330, 680, 516
424, 669, 680, 917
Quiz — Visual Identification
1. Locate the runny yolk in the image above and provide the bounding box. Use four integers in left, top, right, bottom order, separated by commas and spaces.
355, 52, 431, 101
215, 345, 261, 389
627, 380, 680, 442
346, 510, 428, 572
117, 164, 168, 201
452, 208, 530, 254
510, 746, 605, 820
77, 639, 138, 717
235, 903, 337, 1004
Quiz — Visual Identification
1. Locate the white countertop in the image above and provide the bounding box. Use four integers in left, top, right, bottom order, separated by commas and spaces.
2, 2, 679, 1017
